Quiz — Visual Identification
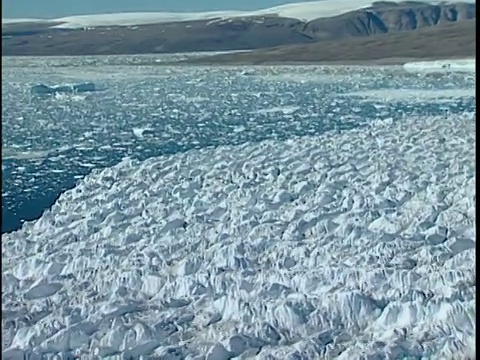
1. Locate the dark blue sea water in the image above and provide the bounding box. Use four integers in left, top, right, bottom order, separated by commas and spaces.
1, 56, 475, 233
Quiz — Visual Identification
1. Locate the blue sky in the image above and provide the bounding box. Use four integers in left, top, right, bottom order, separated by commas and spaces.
2, 0, 300, 19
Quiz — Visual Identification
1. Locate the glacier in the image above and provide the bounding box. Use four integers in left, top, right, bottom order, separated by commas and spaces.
2, 112, 476, 359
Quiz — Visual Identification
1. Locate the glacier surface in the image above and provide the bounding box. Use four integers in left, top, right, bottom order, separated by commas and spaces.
2, 113, 476, 359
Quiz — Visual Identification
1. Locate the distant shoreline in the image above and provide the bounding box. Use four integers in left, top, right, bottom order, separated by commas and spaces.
175, 57, 475, 67
1, 54, 475, 68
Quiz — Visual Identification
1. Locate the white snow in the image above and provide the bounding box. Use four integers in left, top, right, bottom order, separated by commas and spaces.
254, 0, 403, 21
403, 59, 476, 74
2, 111, 475, 359
3, 0, 476, 29
50, 11, 248, 29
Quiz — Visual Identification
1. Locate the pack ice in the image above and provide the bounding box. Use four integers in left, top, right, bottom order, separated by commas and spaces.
2, 113, 476, 359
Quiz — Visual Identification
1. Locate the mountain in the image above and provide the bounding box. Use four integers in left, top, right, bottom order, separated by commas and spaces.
186, 19, 475, 65
1, 1, 476, 61
302, 1, 475, 39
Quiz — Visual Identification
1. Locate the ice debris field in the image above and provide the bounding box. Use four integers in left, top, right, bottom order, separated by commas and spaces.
1, 56, 476, 359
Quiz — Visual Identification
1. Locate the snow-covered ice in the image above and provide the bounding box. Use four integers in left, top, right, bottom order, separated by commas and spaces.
2, 110, 476, 358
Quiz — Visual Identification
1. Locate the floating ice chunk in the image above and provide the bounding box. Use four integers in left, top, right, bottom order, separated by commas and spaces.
30, 82, 97, 95
132, 127, 154, 138
54, 93, 88, 101
251, 105, 300, 115
239, 70, 256, 76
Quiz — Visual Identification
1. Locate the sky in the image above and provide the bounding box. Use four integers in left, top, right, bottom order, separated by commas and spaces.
2, 0, 302, 19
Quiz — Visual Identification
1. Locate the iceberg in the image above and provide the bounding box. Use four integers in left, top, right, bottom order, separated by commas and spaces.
403, 59, 475, 74
30, 82, 97, 95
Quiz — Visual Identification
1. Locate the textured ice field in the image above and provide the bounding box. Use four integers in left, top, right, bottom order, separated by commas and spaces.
1, 56, 476, 359
2, 112, 476, 359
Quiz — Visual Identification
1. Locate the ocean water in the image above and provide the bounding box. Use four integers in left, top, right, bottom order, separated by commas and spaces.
1, 56, 476, 359
1, 56, 475, 233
